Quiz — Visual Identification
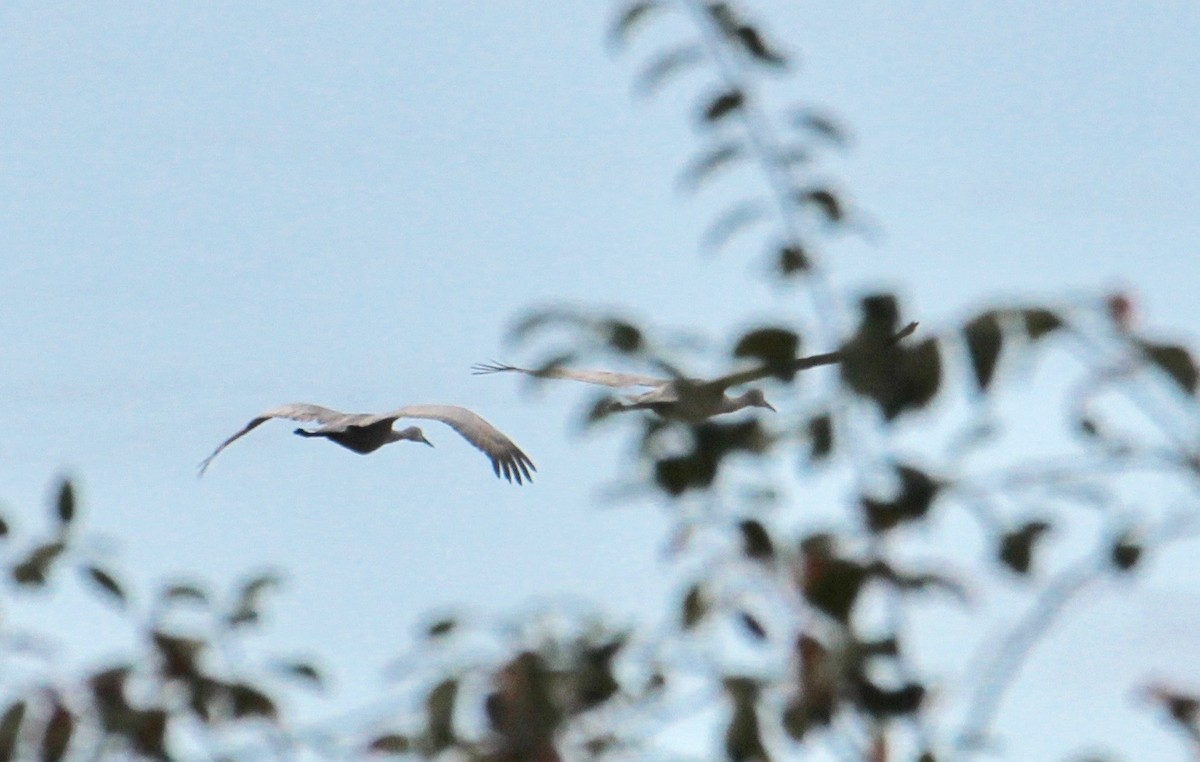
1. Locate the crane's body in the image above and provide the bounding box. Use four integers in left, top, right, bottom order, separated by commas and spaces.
199, 403, 535, 484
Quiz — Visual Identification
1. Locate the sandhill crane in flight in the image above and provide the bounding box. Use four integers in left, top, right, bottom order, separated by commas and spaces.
473, 322, 918, 423
198, 403, 535, 484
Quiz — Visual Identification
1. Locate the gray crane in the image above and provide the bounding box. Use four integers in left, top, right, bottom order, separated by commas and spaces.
472, 322, 918, 423
199, 403, 535, 484
472, 361, 777, 422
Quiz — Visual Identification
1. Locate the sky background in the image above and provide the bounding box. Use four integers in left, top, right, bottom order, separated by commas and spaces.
2, 2, 1200, 759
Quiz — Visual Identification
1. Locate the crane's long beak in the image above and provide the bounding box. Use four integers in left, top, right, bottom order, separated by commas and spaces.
763, 401, 777, 412
420, 434, 435, 447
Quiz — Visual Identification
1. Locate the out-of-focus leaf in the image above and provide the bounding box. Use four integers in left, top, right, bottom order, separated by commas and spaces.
861, 465, 940, 532
0, 516, 8, 538
425, 617, 457, 638
1138, 341, 1198, 394
797, 188, 844, 223
55, 480, 75, 526
129, 709, 168, 760
367, 734, 411, 754
702, 201, 766, 252
738, 519, 774, 562
1021, 308, 1064, 340
508, 307, 583, 344
777, 244, 810, 276
609, 1, 662, 48
11, 541, 66, 587
998, 521, 1052, 575
83, 566, 126, 607
152, 631, 204, 680
795, 110, 849, 147
425, 679, 458, 752
635, 45, 705, 96
40, 703, 72, 762
228, 571, 283, 629
274, 660, 324, 690
1111, 531, 1142, 572
706, 2, 738, 35
801, 537, 867, 623
574, 641, 622, 709
737, 611, 767, 640
89, 666, 132, 732
679, 142, 742, 192
702, 89, 745, 123
0, 702, 25, 762
734, 25, 787, 67
857, 678, 925, 717
601, 320, 643, 353
161, 582, 209, 604
724, 681, 767, 762
733, 327, 800, 380
229, 683, 277, 721
682, 583, 707, 629
964, 312, 1004, 391
805, 414, 833, 460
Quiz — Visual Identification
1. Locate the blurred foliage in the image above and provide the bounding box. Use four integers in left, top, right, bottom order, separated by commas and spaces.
5, 2, 1200, 761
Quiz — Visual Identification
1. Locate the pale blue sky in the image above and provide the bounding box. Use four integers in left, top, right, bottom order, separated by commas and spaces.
2, 3, 1200, 759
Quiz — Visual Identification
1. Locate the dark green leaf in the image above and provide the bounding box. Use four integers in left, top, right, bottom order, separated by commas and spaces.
856, 679, 925, 717
609, 1, 662, 48
602, 320, 643, 353
702, 89, 745, 123
777, 244, 810, 276
998, 521, 1052, 575
275, 660, 324, 690
367, 734, 411, 754
635, 45, 705, 96
55, 480, 75, 526
425, 679, 458, 752
797, 188, 844, 223
1111, 532, 1142, 572
733, 327, 800, 380
861, 465, 940, 532
129, 709, 168, 760
737, 611, 767, 640
0, 703, 25, 762
1139, 341, 1198, 394
806, 414, 833, 460
701, 201, 766, 252
83, 566, 126, 607
40, 703, 72, 762
0, 516, 9, 538
724, 688, 767, 762
734, 24, 787, 67
161, 582, 209, 604
679, 142, 742, 192
738, 519, 774, 562
426, 617, 457, 638
1021, 308, 1064, 340
795, 110, 849, 147
682, 583, 707, 629
801, 547, 867, 624
229, 683, 277, 721
152, 631, 204, 680
964, 312, 1004, 391
11, 541, 66, 587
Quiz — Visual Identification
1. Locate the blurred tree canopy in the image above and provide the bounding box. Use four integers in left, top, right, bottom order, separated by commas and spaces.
4, 2, 1200, 760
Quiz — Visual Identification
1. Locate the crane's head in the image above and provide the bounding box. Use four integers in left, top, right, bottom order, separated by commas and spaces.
393, 426, 434, 447
741, 389, 776, 412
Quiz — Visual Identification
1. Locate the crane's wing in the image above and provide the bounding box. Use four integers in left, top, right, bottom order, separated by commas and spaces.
198, 403, 348, 476
472, 361, 664, 389
704, 322, 920, 390
382, 404, 536, 484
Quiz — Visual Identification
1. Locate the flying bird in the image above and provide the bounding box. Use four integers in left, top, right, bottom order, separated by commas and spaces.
473, 322, 918, 423
199, 403, 535, 484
